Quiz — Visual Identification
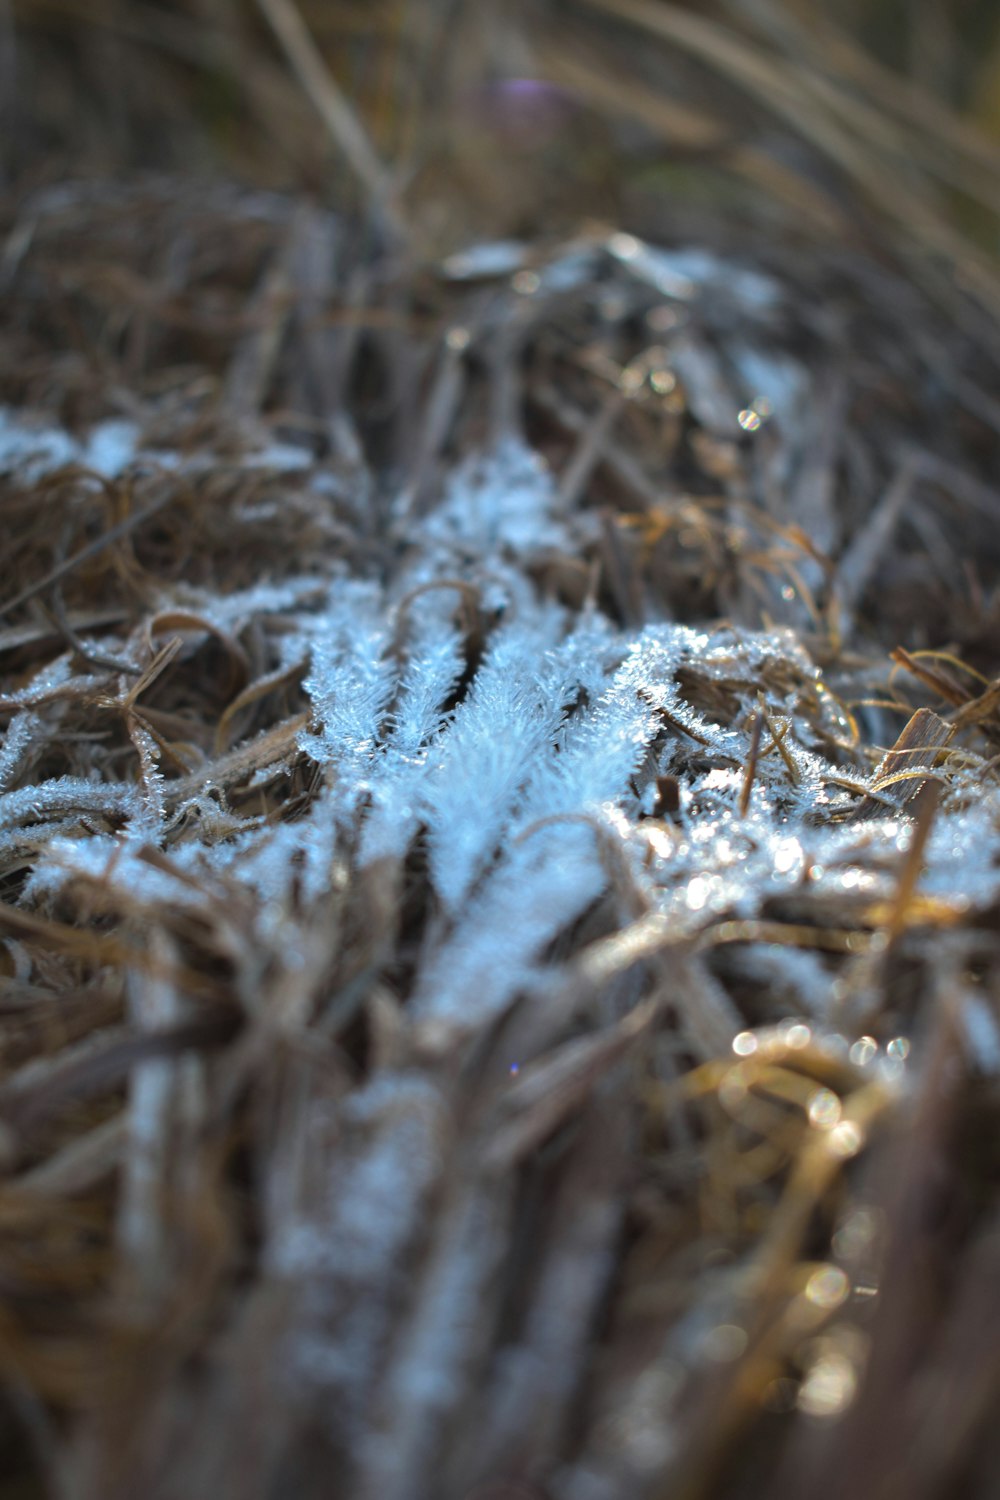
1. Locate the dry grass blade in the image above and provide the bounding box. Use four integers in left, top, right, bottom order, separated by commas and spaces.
254, 0, 407, 241
577, 0, 1000, 322
0, 489, 178, 623
853, 707, 954, 819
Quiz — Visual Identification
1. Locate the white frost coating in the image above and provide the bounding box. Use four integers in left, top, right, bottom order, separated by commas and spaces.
276, 1075, 445, 1435
0, 653, 109, 711
386, 604, 466, 760
237, 441, 315, 471
146, 441, 317, 476
537, 247, 598, 293
82, 420, 139, 477
412, 630, 700, 1026
441, 239, 528, 280
297, 582, 396, 816
0, 406, 323, 487
508, 635, 677, 838
359, 603, 465, 866
0, 409, 80, 476
0, 712, 41, 791
920, 789, 1000, 910
275, 1073, 443, 1279
730, 345, 808, 420
421, 610, 606, 912
24, 834, 201, 907
426, 437, 566, 555
171, 575, 326, 631
202, 798, 340, 908
358, 1181, 510, 1500
6, 422, 1000, 1054
412, 823, 607, 1028
607, 237, 781, 312
0, 408, 139, 478
0, 775, 139, 828
396, 437, 586, 630
129, 720, 166, 830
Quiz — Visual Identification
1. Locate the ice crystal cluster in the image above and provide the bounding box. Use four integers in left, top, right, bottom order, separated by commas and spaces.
4, 407, 999, 1054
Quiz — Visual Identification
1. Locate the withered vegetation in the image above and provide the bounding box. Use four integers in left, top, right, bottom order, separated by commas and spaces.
1, 4, 1000, 1499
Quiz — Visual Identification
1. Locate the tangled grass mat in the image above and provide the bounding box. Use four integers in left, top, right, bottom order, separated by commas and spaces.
3, 4, 1000, 1499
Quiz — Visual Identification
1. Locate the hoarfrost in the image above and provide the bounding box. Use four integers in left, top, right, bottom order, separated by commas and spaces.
421, 611, 608, 912
276, 1074, 446, 1436
205, 800, 341, 908
426, 436, 567, 556
0, 407, 319, 484
359, 603, 465, 866
0, 407, 138, 478
413, 822, 607, 1029
6, 422, 1000, 1044
297, 582, 396, 817
442, 240, 528, 280
178, 575, 327, 631
26, 834, 200, 907
0, 775, 139, 828
0, 712, 42, 790
607, 235, 781, 313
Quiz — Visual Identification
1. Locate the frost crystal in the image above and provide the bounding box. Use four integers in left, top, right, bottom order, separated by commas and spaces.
6, 423, 1000, 1048
0, 407, 139, 478
426, 437, 567, 556
297, 582, 396, 815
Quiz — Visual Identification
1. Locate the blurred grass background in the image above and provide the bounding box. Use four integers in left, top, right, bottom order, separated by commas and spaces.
5, 0, 1000, 259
